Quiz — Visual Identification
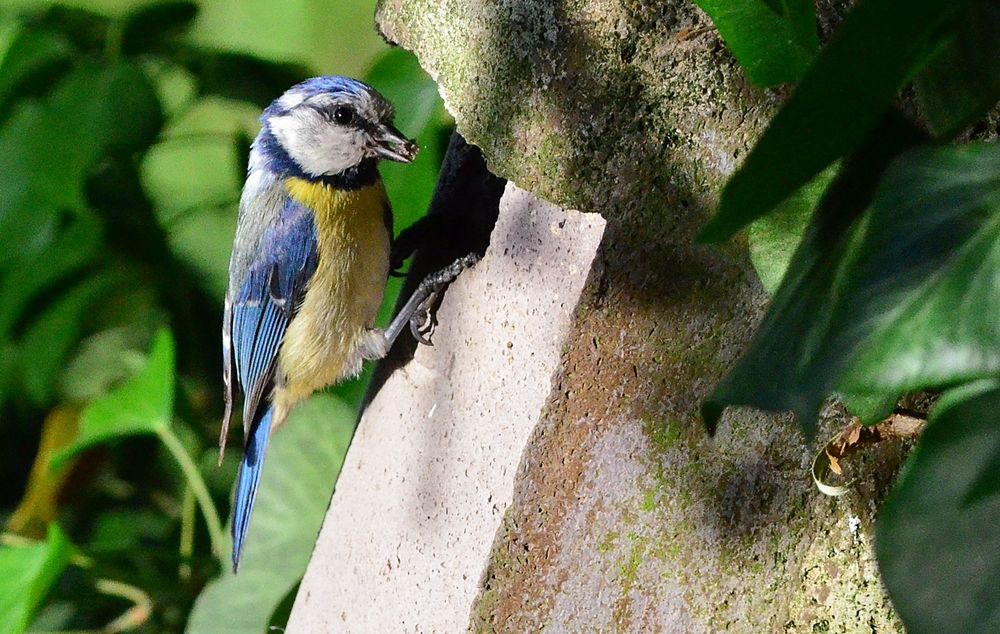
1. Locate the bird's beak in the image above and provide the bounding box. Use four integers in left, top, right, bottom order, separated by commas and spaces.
372, 124, 418, 163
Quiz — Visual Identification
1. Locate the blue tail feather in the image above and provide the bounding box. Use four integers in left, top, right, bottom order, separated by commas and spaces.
231, 406, 273, 572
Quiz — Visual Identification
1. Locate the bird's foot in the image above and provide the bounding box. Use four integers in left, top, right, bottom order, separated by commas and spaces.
408, 253, 481, 345
384, 252, 481, 349
409, 292, 438, 345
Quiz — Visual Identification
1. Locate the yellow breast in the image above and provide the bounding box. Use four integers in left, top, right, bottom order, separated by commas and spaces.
274, 177, 391, 421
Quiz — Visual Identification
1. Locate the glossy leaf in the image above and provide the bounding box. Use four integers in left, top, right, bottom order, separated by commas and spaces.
877, 380, 1000, 633
704, 115, 924, 435
746, 164, 836, 293
0, 524, 72, 634
692, 0, 818, 86
700, 0, 973, 242
837, 143, 1000, 394
186, 394, 355, 634
52, 328, 175, 467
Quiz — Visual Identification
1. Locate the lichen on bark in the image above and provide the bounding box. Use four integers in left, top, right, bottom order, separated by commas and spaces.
375, 0, 906, 630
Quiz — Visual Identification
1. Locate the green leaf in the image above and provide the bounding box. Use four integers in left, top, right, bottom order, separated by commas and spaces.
703, 115, 924, 435
692, 0, 818, 86
700, 0, 973, 243
746, 163, 836, 294
877, 380, 1000, 633
18, 273, 117, 406
186, 394, 356, 634
52, 328, 175, 467
59, 325, 150, 401
835, 391, 896, 425
0, 524, 72, 634
27, 5, 110, 55
914, 1, 1000, 138
98, 62, 163, 153
185, 0, 385, 78
88, 509, 173, 553
0, 62, 161, 268
0, 212, 103, 340
0, 27, 72, 114
0, 342, 15, 408
366, 48, 448, 143
142, 58, 197, 119
181, 51, 308, 108
3, 0, 144, 19
141, 97, 258, 299
837, 143, 1000, 394
120, 1, 198, 55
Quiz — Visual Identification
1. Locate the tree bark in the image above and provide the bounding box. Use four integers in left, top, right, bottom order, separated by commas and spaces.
289, 1, 908, 631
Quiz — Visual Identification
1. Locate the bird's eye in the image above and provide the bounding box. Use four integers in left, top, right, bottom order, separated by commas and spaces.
333, 106, 354, 125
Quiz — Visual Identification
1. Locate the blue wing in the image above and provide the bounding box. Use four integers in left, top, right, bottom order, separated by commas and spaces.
231, 196, 318, 431
223, 195, 318, 571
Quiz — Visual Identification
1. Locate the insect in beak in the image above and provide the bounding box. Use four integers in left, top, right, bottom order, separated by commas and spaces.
372, 124, 418, 163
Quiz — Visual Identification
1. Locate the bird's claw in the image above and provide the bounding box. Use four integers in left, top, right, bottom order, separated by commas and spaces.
409, 297, 435, 346
409, 253, 481, 346
384, 252, 482, 350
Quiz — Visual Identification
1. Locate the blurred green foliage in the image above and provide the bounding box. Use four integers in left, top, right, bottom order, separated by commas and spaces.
0, 1, 451, 631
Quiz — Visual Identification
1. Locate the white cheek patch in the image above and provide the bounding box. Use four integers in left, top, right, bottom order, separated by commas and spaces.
269, 109, 366, 177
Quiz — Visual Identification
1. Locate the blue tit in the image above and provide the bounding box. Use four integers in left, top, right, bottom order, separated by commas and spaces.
218, 76, 419, 572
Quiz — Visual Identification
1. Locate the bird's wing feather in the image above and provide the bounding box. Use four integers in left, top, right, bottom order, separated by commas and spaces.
226, 195, 317, 571
223, 194, 319, 447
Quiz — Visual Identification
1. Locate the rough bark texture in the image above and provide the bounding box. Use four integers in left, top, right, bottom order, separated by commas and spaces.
369, 1, 907, 632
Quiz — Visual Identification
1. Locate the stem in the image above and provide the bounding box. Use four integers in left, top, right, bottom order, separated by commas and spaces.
95, 578, 153, 633
156, 426, 226, 559
0, 533, 93, 568
179, 486, 195, 581
2, 536, 152, 632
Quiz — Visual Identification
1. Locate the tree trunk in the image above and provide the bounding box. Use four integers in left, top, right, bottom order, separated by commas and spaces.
288, 1, 907, 631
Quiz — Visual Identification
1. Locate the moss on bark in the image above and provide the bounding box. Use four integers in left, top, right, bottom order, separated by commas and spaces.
376, 1, 906, 630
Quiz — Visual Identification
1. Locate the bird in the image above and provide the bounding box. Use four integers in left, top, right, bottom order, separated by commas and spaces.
219, 76, 475, 572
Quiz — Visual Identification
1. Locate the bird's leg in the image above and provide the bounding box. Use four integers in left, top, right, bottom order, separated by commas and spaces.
383, 252, 481, 349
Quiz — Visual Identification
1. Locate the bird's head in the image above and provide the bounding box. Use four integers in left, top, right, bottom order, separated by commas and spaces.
257, 76, 417, 183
